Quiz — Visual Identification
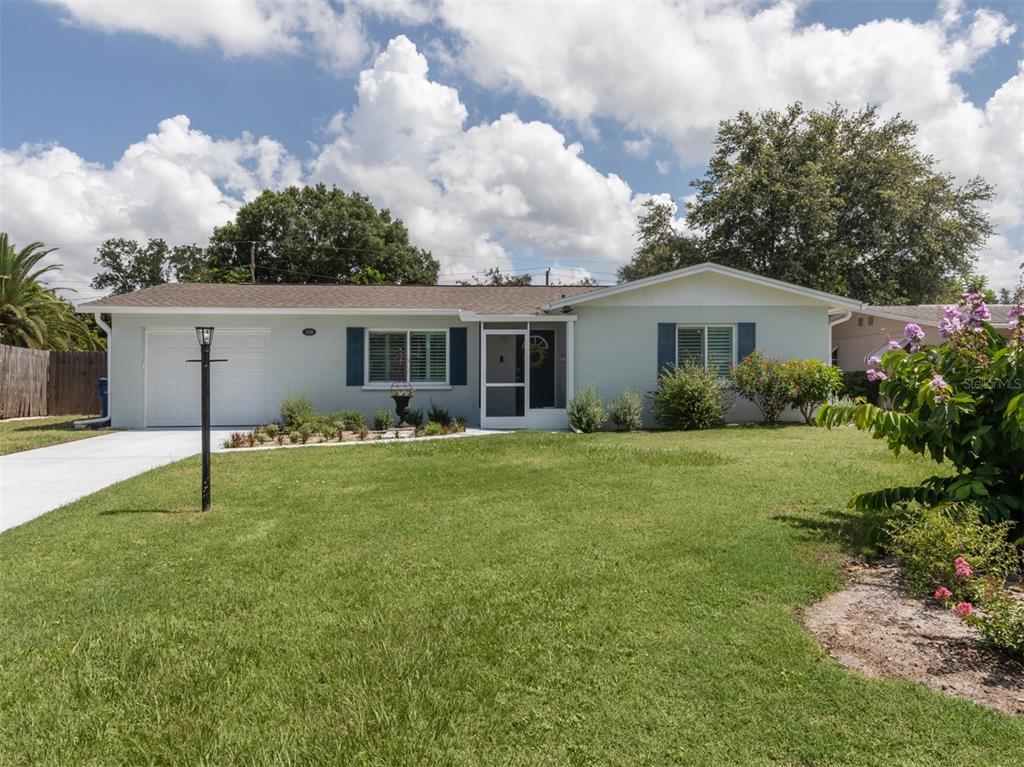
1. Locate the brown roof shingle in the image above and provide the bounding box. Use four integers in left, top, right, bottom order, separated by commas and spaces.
79, 282, 601, 315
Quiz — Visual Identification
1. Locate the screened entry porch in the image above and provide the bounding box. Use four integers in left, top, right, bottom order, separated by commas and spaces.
480, 320, 573, 429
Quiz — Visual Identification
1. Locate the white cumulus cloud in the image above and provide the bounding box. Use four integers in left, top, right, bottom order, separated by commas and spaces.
311, 36, 662, 281
0, 116, 301, 292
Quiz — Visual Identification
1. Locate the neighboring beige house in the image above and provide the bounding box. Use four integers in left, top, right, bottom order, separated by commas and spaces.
832, 305, 1015, 371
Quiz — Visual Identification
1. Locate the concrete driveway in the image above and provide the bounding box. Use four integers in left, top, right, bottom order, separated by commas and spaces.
0, 429, 238, 534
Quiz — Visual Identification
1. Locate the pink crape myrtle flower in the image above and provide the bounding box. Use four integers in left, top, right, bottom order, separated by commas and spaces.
934, 586, 953, 600
954, 601, 974, 617
954, 556, 974, 578
887, 339, 903, 350
866, 368, 887, 382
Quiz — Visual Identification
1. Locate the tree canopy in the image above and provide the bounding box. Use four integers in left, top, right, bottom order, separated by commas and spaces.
1, 233, 100, 350
91, 238, 248, 295
208, 185, 439, 284
619, 104, 995, 304
457, 267, 533, 286
617, 200, 703, 282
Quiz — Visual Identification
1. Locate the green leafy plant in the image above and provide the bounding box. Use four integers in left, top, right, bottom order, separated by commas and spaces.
567, 387, 606, 433
606, 388, 644, 431
818, 279, 1024, 524
297, 425, 312, 444
423, 421, 445, 436
450, 418, 466, 433
651, 363, 731, 430
358, 426, 370, 441
263, 423, 280, 439
340, 410, 367, 432
373, 409, 394, 431
427, 402, 451, 426
885, 504, 1020, 597
839, 370, 881, 404
786, 359, 843, 424
275, 433, 286, 446
964, 587, 1024, 655
288, 431, 300, 445
280, 393, 315, 429
405, 408, 424, 429
729, 351, 794, 425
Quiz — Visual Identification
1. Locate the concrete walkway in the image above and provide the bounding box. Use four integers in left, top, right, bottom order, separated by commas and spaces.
0, 429, 237, 534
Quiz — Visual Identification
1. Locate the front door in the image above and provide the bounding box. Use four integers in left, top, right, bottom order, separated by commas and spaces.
482, 330, 526, 427
529, 329, 556, 409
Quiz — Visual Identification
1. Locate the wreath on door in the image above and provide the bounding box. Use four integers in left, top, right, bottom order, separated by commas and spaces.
529, 334, 550, 370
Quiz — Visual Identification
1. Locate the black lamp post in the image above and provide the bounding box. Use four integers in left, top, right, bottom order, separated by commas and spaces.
189, 326, 216, 511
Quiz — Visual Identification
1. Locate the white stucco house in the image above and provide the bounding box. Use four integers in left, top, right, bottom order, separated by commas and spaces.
79, 262, 898, 430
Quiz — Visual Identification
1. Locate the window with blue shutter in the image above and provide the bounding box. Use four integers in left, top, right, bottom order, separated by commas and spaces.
365, 330, 450, 385
673, 325, 736, 375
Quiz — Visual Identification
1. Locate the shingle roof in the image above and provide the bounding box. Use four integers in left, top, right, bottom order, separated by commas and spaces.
867, 304, 1015, 327
79, 282, 600, 315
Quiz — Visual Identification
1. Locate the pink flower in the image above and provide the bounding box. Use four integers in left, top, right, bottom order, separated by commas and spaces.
904, 323, 925, 343
954, 601, 974, 617
954, 556, 974, 578
934, 586, 953, 600
866, 368, 888, 382
929, 374, 947, 390
887, 339, 903, 350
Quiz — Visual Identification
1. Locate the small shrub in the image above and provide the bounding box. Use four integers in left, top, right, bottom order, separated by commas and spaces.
263, 422, 280, 439
567, 387, 606, 433
651, 363, 731, 430
450, 418, 466, 433
320, 424, 338, 442
275, 433, 286, 446
608, 389, 644, 431
405, 408, 424, 429
730, 351, 794, 425
288, 431, 300, 444
224, 431, 246, 449
245, 431, 257, 448
423, 421, 444, 436
280, 393, 315, 429
885, 504, 1020, 598
965, 588, 1024, 655
341, 410, 367, 432
297, 425, 312, 444
786, 359, 843, 424
358, 426, 370, 441
373, 409, 394, 431
427, 402, 451, 426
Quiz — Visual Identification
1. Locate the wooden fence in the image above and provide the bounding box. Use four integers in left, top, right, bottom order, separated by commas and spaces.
0, 344, 106, 418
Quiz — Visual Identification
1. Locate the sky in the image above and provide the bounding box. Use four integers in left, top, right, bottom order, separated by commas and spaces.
1, 0, 1022, 301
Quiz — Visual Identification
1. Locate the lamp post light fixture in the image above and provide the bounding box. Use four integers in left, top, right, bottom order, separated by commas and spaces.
187, 327, 223, 511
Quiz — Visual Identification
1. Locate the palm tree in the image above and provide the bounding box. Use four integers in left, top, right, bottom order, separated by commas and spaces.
0, 233, 100, 350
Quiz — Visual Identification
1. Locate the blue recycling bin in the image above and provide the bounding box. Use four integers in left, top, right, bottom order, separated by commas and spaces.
96, 377, 109, 418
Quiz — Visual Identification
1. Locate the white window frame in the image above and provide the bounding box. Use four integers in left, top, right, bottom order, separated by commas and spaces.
676, 324, 737, 375
363, 328, 451, 390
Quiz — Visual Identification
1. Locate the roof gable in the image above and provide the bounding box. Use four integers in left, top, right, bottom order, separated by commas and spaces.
544, 263, 862, 311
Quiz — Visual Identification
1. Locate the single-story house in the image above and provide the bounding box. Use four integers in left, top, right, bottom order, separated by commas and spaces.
832, 305, 1015, 371
82, 262, 993, 430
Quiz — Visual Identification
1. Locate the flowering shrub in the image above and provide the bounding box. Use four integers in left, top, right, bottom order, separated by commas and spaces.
818, 264, 1024, 523
885, 504, 1020, 597
729, 351, 794, 424
785, 358, 844, 424
932, 553, 1024, 655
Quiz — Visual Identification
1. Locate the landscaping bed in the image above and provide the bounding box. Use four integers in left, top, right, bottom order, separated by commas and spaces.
803, 560, 1024, 715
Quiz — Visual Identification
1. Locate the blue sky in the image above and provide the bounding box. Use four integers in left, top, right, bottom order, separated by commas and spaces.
2, 0, 1022, 294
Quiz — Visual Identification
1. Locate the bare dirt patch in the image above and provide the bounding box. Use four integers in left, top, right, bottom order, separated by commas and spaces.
802, 561, 1024, 715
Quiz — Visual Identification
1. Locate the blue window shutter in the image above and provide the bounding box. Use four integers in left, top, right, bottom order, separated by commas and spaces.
657, 323, 676, 375
449, 327, 467, 385
346, 327, 364, 386
738, 322, 756, 361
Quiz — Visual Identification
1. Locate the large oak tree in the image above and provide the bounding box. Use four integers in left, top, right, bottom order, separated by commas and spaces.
208, 185, 439, 285
621, 104, 994, 304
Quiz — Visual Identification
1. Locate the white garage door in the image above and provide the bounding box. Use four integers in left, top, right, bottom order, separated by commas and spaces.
146, 330, 270, 427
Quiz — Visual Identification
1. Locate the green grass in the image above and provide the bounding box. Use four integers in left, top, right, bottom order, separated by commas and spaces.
1, 428, 1020, 765
0, 415, 114, 455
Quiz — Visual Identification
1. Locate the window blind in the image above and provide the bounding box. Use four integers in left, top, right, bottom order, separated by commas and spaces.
677, 327, 705, 368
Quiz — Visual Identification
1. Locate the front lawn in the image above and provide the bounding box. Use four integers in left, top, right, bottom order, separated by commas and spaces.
1, 428, 1020, 765
0, 415, 114, 455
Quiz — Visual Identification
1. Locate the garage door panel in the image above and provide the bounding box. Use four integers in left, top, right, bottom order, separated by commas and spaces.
146, 330, 270, 427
